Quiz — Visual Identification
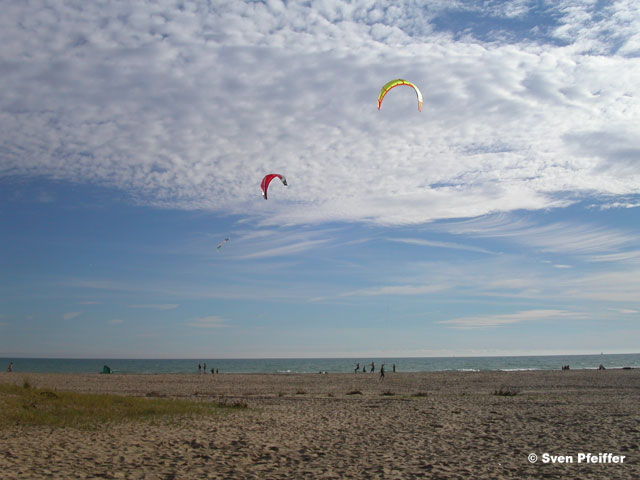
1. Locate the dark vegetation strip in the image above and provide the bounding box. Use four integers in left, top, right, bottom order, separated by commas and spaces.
0, 382, 247, 430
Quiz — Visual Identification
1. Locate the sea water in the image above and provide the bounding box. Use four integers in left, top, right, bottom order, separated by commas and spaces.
2, 353, 639, 374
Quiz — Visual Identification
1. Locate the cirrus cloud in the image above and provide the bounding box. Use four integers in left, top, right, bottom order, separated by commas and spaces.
184, 315, 229, 328
438, 308, 583, 328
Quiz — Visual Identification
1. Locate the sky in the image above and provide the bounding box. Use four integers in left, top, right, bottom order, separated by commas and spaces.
1, 0, 639, 359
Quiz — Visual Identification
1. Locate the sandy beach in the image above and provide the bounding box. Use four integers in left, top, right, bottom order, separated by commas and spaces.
1, 369, 638, 479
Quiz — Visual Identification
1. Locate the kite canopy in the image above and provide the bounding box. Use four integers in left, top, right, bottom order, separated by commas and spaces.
377, 79, 423, 112
261, 174, 288, 200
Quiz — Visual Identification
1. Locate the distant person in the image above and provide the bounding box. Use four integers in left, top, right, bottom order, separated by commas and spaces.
198, 363, 202, 374
7, 362, 12, 372
203, 362, 207, 374
211, 368, 215, 374
216, 369, 219, 374
355, 363, 360, 373
379, 364, 385, 381
392, 363, 396, 373
598, 364, 606, 370
370, 361, 375, 373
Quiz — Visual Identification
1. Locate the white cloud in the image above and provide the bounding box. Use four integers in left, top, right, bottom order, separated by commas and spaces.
588, 250, 640, 263
593, 201, 640, 210
386, 237, 497, 254
559, 269, 640, 303
0, 1, 638, 226
377, 253, 640, 306
224, 226, 340, 259
37, 191, 55, 203
551, 0, 640, 56
63, 311, 82, 320
109, 318, 123, 325
235, 239, 328, 259
129, 304, 179, 310
341, 283, 449, 297
184, 315, 228, 328
61, 279, 124, 291
439, 309, 582, 328
439, 213, 637, 257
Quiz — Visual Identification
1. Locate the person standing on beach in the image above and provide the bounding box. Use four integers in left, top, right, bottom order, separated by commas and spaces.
392, 363, 396, 373
203, 362, 207, 374
379, 364, 385, 381
198, 363, 202, 374
370, 361, 375, 373
7, 362, 12, 372
355, 363, 360, 373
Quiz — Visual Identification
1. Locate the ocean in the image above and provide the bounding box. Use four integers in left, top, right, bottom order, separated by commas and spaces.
2, 353, 639, 374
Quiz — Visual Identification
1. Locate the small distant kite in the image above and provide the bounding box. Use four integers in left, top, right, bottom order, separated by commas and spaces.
261, 174, 288, 200
377, 79, 423, 112
216, 237, 230, 251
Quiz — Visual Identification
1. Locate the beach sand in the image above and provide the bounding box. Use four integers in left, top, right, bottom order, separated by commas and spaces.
1, 369, 638, 479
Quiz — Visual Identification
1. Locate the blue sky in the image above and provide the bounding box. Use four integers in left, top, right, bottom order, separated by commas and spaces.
1, 0, 639, 358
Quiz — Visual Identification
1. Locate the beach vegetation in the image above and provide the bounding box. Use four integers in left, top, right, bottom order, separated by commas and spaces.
216, 397, 248, 409
145, 391, 167, 398
493, 385, 520, 396
0, 383, 246, 430
346, 390, 362, 395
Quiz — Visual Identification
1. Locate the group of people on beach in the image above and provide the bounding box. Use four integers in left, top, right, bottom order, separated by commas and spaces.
562, 364, 607, 370
354, 362, 396, 373
354, 362, 396, 380
198, 363, 218, 374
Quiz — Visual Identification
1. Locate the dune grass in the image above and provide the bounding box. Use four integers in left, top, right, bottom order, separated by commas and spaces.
493, 385, 520, 397
0, 382, 245, 430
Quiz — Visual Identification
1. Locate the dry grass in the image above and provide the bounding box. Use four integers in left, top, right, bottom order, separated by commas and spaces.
0, 382, 246, 430
493, 385, 520, 396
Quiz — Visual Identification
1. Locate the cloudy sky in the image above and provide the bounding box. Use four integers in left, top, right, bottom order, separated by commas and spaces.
1, 0, 639, 358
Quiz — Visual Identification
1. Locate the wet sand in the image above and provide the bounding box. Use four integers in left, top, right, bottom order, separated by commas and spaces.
1, 369, 638, 479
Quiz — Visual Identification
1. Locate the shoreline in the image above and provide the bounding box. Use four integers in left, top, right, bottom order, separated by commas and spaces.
2, 369, 639, 398
3, 353, 638, 376
2, 366, 636, 376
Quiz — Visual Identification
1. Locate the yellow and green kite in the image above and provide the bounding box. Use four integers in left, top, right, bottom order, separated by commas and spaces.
377, 79, 423, 112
